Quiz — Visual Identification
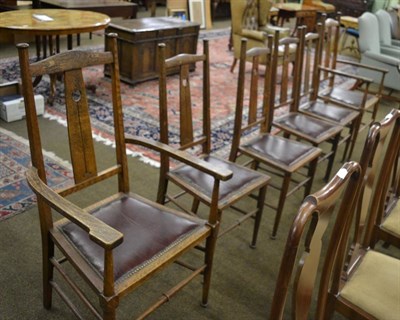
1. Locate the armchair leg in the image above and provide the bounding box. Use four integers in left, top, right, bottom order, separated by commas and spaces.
250, 185, 268, 248
271, 173, 291, 239
324, 134, 340, 182
43, 237, 54, 309
201, 218, 220, 307
304, 157, 318, 198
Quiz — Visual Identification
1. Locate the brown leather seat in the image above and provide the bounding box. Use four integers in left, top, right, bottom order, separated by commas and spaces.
274, 113, 342, 143
241, 134, 318, 169
171, 155, 266, 203
61, 196, 206, 281
300, 100, 357, 124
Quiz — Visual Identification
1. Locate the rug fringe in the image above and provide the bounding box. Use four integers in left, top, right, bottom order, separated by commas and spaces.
0, 126, 72, 170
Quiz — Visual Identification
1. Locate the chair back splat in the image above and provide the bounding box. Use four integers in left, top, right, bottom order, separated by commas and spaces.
18, 33, 237, 319
157, 39, 270, 247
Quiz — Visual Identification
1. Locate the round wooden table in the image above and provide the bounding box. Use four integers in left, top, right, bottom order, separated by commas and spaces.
0, 9, 110, 58
0, 9, 110, 103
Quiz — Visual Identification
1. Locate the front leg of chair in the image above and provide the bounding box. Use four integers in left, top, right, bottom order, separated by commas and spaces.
201, 217, 221, 308
251, 184, 268, 248
324, 133, 341, 182
271, 173, 292, 239
157, 173, 169, 205
43, 235, 55, 309
345, 113, 363, 162
304, 157, 318, 199
191, 198, 200, 214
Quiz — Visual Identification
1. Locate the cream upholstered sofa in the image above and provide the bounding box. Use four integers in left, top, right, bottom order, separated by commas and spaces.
358, 12, 400, 92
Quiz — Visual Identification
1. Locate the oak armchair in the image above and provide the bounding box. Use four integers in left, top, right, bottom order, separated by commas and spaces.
18, 33, 232, 319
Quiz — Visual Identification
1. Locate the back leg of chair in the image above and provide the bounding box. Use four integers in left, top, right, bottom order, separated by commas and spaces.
271, 173, 292, 239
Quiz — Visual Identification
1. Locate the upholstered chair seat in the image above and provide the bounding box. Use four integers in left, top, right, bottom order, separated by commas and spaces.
319, 87, 379, 110
59, 195, 209, 283
381, 201, 400, 236
300, 100, 359, 126
169, 155, 268, 206
274, 113, 342, 144
240, 134, 319, 171
340, 251, 400, 320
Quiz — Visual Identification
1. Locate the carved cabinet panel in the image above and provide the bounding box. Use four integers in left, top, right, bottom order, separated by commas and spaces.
324, 0, 373, 17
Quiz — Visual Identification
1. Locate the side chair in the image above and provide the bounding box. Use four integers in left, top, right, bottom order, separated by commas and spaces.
317, 16, 388, 149
156, 40, 270, 248
319, 109, 400, 320
229, 37, 321, 239
271, 27, 344, 182
362, 109, 400, 250
298, 24, 360, 162
269, 160, 400, 319
17, 33, 234, 319
268, 161, 364, 319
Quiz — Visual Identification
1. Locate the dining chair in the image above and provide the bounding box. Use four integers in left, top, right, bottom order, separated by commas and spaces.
298, 23, 360, 162
317, 16, 388, 150
268, 161, 364, 319
17, 33, 233, 319
317, 109, 400, 320
229, 37, 321, 239
362, 109, 400, 250
156, 39, 270, 247
269, 160, 400, 319
271, 27, 344, 182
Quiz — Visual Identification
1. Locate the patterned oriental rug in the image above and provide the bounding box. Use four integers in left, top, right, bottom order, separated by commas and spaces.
0, 29, 352, 219
0, 29, 242, 167
0, 127, 72, 221
0, 30, 353, 166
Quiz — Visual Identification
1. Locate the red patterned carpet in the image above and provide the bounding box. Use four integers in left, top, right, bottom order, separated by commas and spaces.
0, 127, 72, 220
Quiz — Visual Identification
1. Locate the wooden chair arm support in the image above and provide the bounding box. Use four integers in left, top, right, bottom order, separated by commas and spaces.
241, 29, 268, 42
26, 167, 123, 249
125, 136, 233, 181
319, 66, 373, 83
336, 59, 389, 74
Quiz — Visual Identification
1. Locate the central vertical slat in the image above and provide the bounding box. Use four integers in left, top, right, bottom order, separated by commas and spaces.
64, 69, 97, 183
180, 64, 194, 146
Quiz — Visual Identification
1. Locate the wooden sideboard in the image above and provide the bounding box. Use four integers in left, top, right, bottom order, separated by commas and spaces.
324, 0, 373, 17
105, 17, 200, 85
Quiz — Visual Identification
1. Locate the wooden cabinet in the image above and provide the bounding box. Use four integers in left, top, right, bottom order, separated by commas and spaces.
324, 0, 372, 17
105, 17, 200, 85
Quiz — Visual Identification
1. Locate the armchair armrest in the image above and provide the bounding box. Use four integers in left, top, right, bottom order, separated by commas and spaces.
125, 136, 233, 181
26, 167, 123, 249
319, 66, 374, 83
240, 29, 267, 42
259, 24, 290, 38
